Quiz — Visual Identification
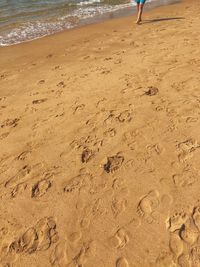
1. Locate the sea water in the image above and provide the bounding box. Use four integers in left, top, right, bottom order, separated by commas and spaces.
0, 0, 178, 46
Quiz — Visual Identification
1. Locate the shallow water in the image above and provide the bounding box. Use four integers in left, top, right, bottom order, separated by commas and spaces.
0, 0, 179, 46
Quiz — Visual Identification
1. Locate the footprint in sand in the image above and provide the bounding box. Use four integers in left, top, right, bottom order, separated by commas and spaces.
167, 212, 189, 232
5, 164, 31, 189
114, 58, 122, 64
177, 138, 200, 162
144, 86, 159, 96
104, 154, 124, 173
122, 132, 138, 150
104, 128, 116, 138
116, 257, 129, 267
112, 177, 127, 191
0, 74, 7, 80
96, 97, 106, 108
104, 113, 116, 125
117, 110, 132, 123
186, 116, 198, 123
172, 171, 197, 188
179, 224, 199, 245
31, 179, 52, 198
38, 79, 45, 84
191, 246, 200, 266
111, 197, 127, 217
109, 228, 129, 249
146, 143, 165, 156
63, 174, 91, 194
50, 241, 69, 266
72, 104, 85, 114
57, 81, 66, 88
0, 243, 18, 266
75, 242, 96, 266
32, 217, 58, 251
53, 240, 95, 267
18, 228, 38, 253
64, 177, 83, 193
54, 65, 61, 70
1, 118, 20, 128
80, 199, 105, 229
82, 55, 90, 60
80, 217, 91, 229
81, 148, 94, 163
11, 182, 27, 198
32, 98, 47, 104
103, 110, 133, 124
137, 190, 160, 223
16, 151, 31, 161
100, 69, 111, 75
8, 217, 57, 256
104, 57, 113, 61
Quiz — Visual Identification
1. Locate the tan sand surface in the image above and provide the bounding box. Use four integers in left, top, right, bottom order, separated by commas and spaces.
0, 0, 200, 266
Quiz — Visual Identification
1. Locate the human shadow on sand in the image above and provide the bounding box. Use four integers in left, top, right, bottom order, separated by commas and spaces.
142, 17, 185, 24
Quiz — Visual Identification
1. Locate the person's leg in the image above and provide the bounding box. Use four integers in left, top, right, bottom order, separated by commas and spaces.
135, 3, 140, 24
137, 2, 140, 13
135, 0, 140, 15
136, 1, 145, 24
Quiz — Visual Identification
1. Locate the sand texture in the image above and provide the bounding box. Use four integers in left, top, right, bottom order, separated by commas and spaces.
0, 0, 200, 266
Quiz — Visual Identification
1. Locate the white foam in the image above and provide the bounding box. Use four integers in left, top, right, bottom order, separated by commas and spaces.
77, 0, 101, 6
0, 20, 74, 46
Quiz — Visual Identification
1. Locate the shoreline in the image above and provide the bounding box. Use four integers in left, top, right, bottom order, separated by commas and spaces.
0, 0, 180, 47
0, 0, 183, 67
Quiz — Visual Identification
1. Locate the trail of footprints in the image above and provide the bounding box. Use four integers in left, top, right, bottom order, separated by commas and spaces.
0, 215, 98, 267
10, 178, 52, 198
1, 148, 167, 267
109, 227, 130, 266
0, 217, 57, 266
2, 130, 198, 266
2, 79, 200, 267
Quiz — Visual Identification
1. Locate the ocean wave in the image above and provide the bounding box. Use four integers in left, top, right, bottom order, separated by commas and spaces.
77, 0, 102, 6
0, 1, 136, 46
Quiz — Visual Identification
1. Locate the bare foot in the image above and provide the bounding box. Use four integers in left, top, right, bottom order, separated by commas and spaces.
136, 19, 142, 24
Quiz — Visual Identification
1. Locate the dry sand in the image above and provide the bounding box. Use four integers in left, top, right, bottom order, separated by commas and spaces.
0, 0, 200, 266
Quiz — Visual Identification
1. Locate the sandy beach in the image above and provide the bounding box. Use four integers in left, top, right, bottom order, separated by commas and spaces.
1, 0, 200, 266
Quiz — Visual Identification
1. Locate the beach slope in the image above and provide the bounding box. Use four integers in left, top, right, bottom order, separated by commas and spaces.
0, 0, 200, 266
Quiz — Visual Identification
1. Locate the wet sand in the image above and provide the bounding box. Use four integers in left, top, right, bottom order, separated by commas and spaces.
1, 0, 200, 266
